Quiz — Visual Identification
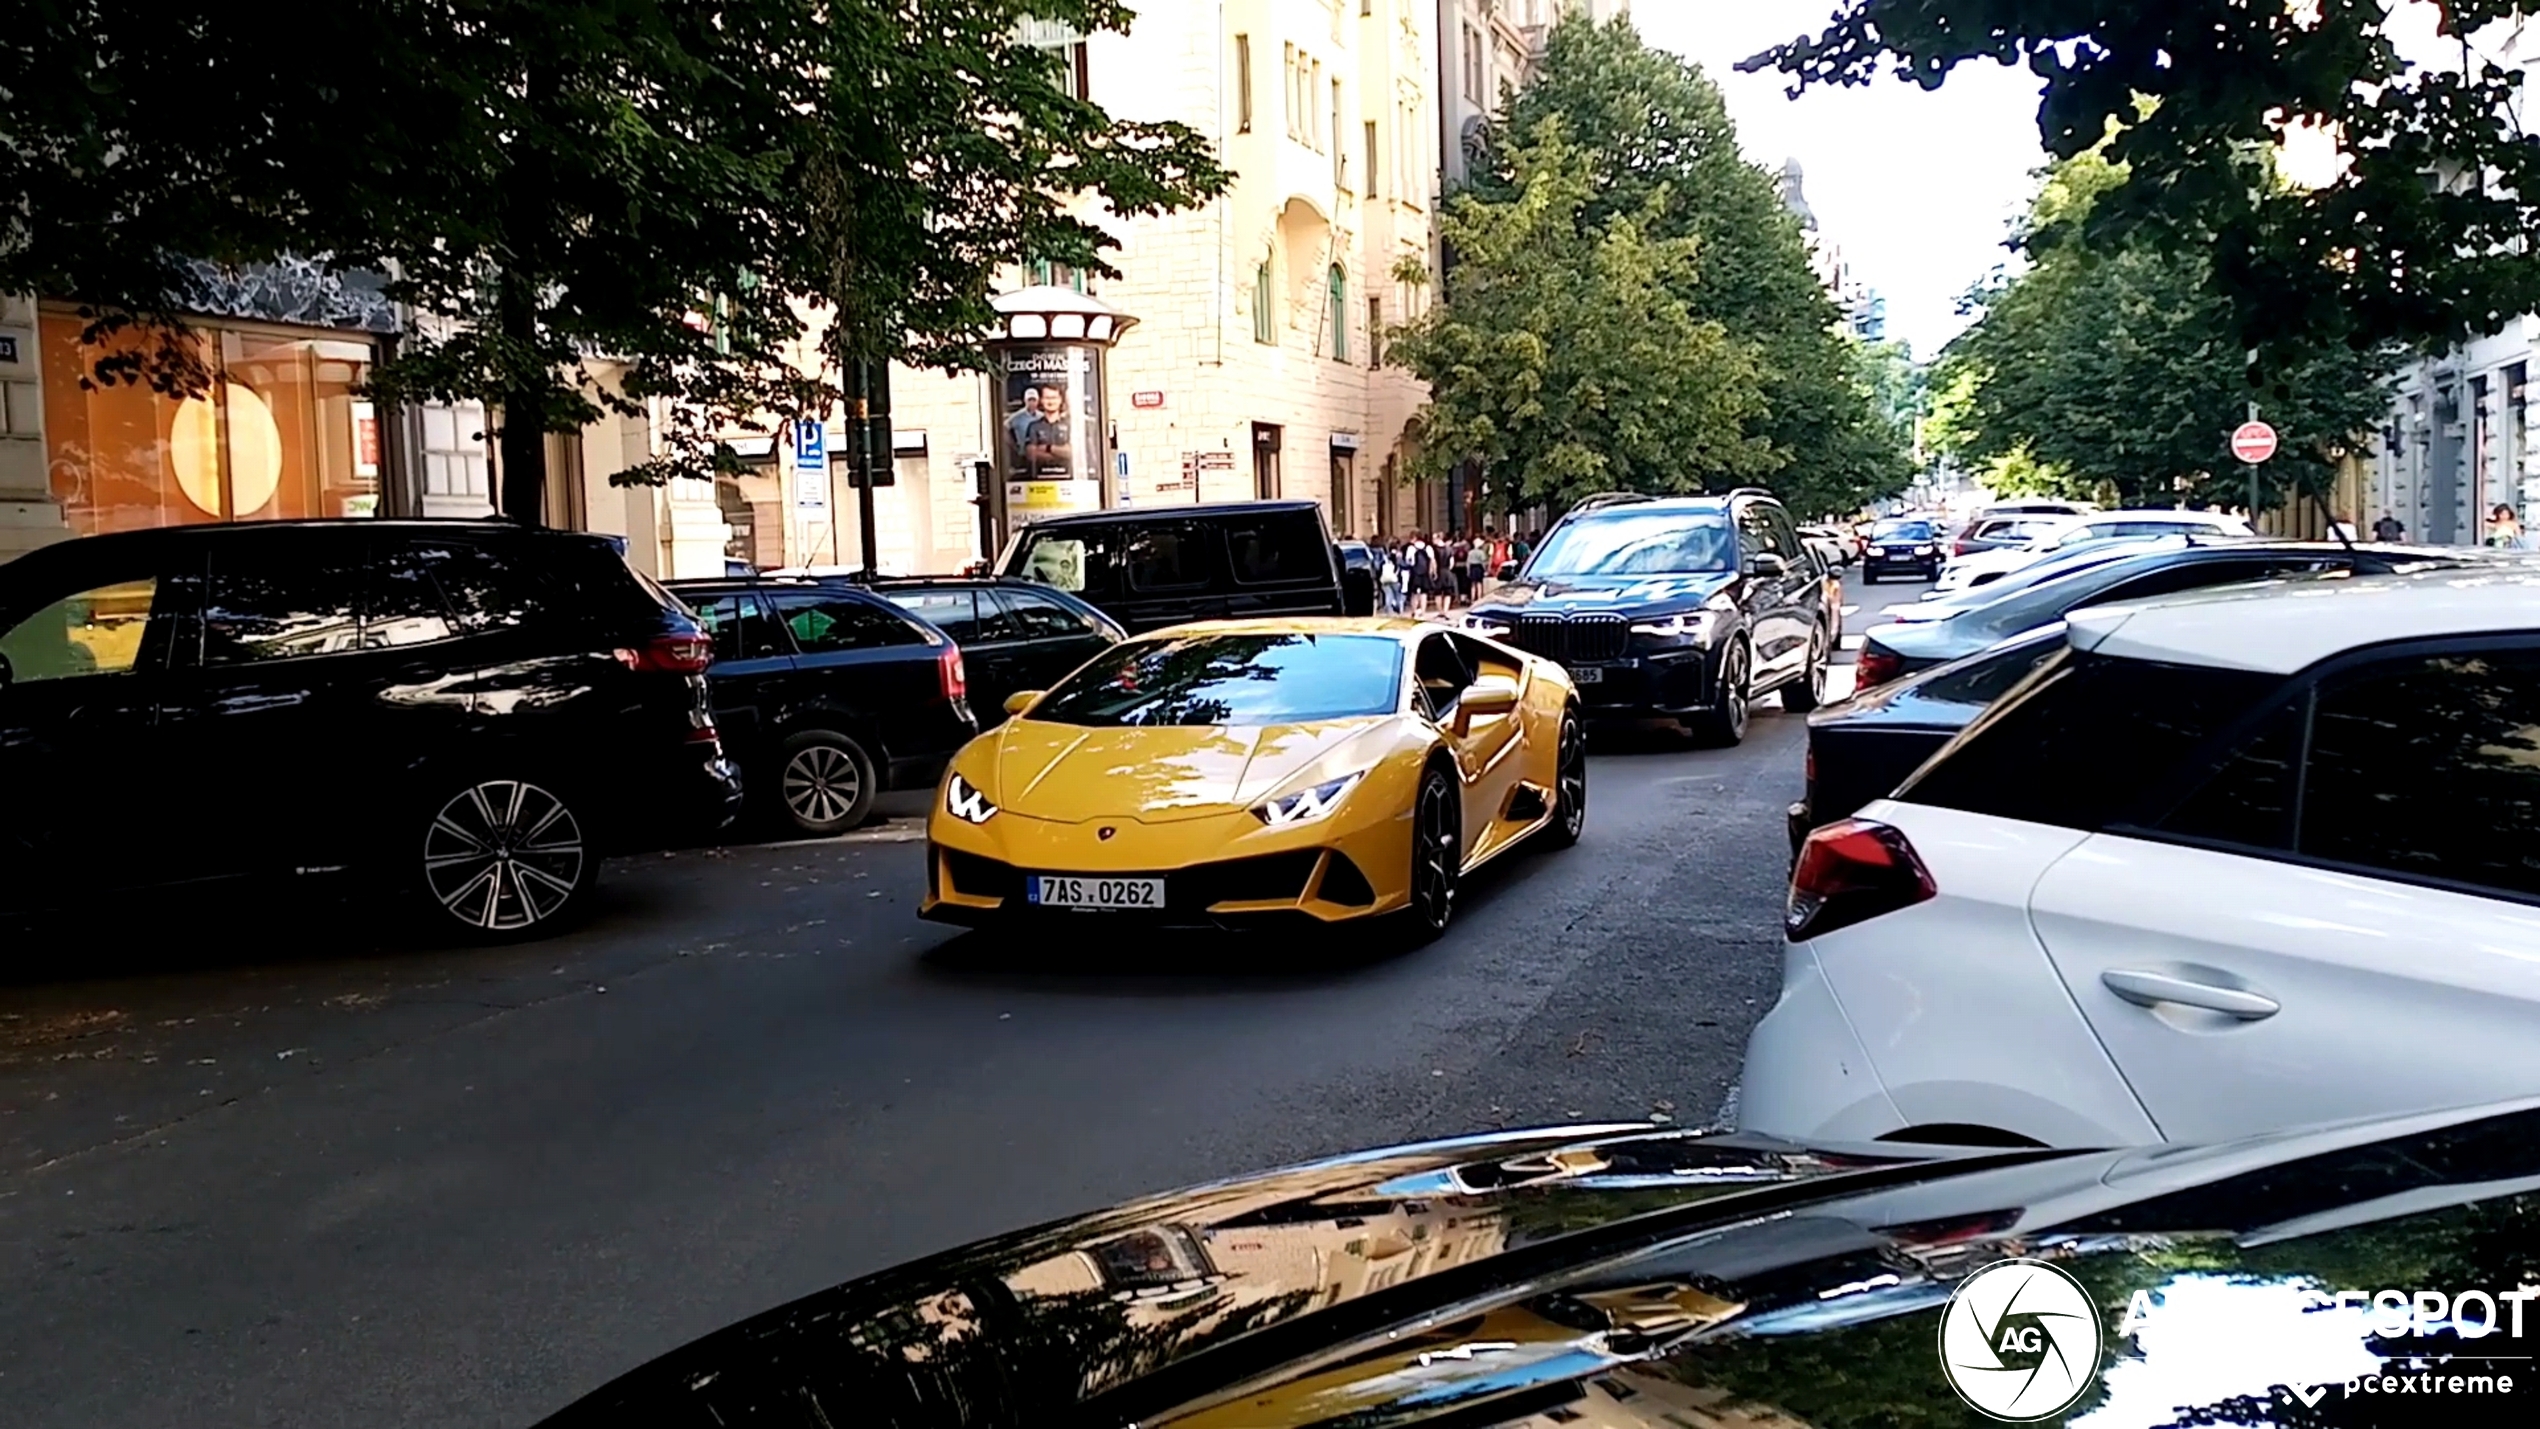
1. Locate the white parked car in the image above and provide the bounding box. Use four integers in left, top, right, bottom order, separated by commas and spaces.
1932, 509, 2254, 594
1743, 566, 2540, 1149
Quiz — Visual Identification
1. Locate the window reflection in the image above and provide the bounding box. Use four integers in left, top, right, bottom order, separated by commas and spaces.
0, 578, 157, 681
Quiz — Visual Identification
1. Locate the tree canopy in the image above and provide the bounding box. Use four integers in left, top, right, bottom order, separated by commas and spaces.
1750, 1, 2540, 366
1933, 151, 2396, 511
1400, 16, 1916, 519
1384, 125, 1775, 511
2, 2, 1226, 518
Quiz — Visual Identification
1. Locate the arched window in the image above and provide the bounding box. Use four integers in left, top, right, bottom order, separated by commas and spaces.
1253, 258, 1277, 345
1327, 265, 1348, 361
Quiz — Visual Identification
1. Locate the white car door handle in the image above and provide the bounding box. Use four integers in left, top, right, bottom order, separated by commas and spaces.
2101, 970, 2280, 1020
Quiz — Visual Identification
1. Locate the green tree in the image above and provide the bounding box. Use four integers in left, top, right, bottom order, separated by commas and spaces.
3, 2, 1225, 520
1749, 1, 2540, 366
1939, 153, 2395, 510
1483, 15, 1914, 517
1387, 124, 1776, 511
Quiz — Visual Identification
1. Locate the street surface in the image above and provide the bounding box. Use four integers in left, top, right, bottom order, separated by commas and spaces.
0, 570, 1918, 1429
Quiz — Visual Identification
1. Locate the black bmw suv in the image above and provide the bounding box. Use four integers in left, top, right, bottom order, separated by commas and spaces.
1463, 491, 1834, 744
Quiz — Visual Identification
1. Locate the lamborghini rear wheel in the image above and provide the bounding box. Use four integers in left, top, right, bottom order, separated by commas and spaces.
1404, 765, 1461, 944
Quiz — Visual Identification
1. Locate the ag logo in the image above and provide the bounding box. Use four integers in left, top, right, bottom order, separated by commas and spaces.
1937, 1258, 2102, 1420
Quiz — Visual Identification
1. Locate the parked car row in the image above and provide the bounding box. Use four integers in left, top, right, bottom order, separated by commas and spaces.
1750, 550, 2540, 1153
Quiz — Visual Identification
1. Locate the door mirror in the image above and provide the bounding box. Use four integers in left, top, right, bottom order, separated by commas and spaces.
1003, 689, 1044, 717
1495, 561, 1519, 581
1455, 675, 1520, 732
1749, 552, 1788, 578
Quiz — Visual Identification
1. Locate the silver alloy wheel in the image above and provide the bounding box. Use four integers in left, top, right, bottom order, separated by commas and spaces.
1724, 645, 1751, 740
783, 742, 865, 829
424, 780, 586, 931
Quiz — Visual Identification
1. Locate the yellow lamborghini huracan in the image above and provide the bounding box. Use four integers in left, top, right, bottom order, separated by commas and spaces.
920, 617, 1584, 943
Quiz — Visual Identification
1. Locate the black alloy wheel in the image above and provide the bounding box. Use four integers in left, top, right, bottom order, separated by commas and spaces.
1405, 766, 1461, 943
1544, 712, 1587, 848
1688, 641, 1751, 747
421, 778, 592, 939
776, 729, 878, 836
1780, 626, 1830, 713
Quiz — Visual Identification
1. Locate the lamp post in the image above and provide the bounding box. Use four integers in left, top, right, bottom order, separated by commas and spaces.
983, 286, 1139, 554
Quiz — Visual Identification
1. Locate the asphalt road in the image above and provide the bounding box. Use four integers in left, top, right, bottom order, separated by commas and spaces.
0, 569, 1927, 1429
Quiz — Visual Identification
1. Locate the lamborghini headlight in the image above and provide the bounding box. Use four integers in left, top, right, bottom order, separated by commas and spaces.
1253, 773, 1365, 827
945, 771, 998, 824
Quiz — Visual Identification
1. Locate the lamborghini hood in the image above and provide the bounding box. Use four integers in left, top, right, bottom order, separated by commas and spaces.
988, 717, 1391, 822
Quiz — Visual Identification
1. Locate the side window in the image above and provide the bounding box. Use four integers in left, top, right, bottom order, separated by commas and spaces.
765, 591, 929, 653
2098, 559, 2281, 605
367, 544, 460, 648
996, 589, 1100, 641
1762, 507, 1808, 562
2153, 699, 2305, 851
695, 594, 784, 662
1901, 650, 2281, 831
1126, 523, 1214, 591
886, 589, 988, 643
1226, 515, 1328, 585
1735, 506, 1770, 561
1413, 634, 1474, 718
0, 573, 163, 682
200, 540, 366, 665
2300, 650, 2540, 898
1016, 535, 1092, 593
409, 542, 550, 633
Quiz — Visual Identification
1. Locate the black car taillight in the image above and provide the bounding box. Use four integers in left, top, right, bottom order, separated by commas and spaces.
1787, 818, 1935, 940
938, 644, 967, 702
617, 632, 712, 674
1854, 643, 1904, 691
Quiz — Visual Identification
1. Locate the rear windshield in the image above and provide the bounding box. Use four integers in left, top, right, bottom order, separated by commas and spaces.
1872, 520, 1935, 540
1028, 633, 1403, 727
1899, 648, 2284, 829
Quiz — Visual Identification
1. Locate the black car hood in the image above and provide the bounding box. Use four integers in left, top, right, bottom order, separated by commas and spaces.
1473, 572, 1736, 615
535, 1099, 2540, 1428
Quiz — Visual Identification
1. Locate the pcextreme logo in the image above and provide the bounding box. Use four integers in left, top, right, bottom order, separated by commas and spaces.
1937, 1258, 2104, 1421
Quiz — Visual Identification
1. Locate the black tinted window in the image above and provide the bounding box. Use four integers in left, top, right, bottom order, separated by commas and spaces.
765, 590, 928, 653
995, 588, 1101, 641
695, 594, 784, 662
411, 542, 549, 633
1902, 650, 2281, 830
367, 546, 459, 648
2155, 699, 2305, 851
1918, 633, 2067, 707
885, 589, 1000, 643
1225, 516, 1327, 585
200, 540, 366, 665
2301, 650, 2540, 898
1126, 523, 1213, 590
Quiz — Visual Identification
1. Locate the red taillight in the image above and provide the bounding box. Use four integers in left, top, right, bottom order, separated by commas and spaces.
1854, 643, 1904, 691
1954, 539, 1972, 556
617, 633, 712, 674
1787, 818, 1935, 940
938, 644, 967, 702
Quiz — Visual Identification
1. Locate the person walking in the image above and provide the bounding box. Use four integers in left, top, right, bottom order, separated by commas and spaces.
1405, 534, 1435, 615
1465, 531, 1490, 603
2372, 509, 2407, 542
1378, 542, 1405, 613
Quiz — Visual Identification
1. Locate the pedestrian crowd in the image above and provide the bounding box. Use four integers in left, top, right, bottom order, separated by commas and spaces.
1372, 528, 1536, 615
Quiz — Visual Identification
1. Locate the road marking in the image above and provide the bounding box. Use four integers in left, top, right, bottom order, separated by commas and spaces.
1840, 604, 1860, 616
1839, 634, 1865, 652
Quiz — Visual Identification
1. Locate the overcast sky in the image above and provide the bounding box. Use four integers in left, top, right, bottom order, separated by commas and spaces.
1634, 4, 2051, 359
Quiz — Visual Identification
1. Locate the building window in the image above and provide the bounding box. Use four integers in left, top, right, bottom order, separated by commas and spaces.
1462, 25, 1484, 102
39, 310, 384, 537
1235, 34, 1253, 132
1253, 259, 1277, 345
1332, 80, 1346, 184
422, 401, 494, 511
1061, 40, 1090, 101
1365, 120, 1380, 198
1328, 265, 1349, 362
1311, 59, 1326, 151
1368, 296, 1385, 367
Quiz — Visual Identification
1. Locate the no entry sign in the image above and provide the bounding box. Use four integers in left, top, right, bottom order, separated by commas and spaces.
2230, 420, 2279, 464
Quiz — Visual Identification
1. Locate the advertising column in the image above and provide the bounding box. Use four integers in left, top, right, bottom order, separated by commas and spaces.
993, 343, 1106, 521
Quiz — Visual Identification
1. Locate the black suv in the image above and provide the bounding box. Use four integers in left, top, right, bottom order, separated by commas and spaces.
996, 500, 1370, 632
663, 577, 978, 836
866, 576, 1123, 721
0, 521, 741, 939
1464, 491, 1833, 743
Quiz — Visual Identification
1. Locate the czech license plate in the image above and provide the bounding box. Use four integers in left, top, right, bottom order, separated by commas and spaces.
1571, 665, 1604, 684
1028, 875, 1165, 909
